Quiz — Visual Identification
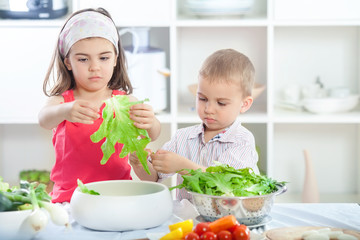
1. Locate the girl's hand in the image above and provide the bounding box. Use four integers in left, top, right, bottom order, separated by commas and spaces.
65, 100, 100, 124
129, 103, 156, 130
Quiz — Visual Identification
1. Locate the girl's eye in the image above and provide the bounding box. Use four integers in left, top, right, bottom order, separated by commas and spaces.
198, 97, 206, 101
218, 102, 226, 106
100, 56, 110, 61
78, 58, 88, 62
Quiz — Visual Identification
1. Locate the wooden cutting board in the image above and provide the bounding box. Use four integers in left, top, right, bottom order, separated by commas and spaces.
264, 226, 360, 240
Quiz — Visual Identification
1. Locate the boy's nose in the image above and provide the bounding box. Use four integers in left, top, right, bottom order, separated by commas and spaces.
204, 102, 215, 113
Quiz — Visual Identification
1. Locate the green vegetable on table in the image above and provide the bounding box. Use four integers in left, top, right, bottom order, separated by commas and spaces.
19, 170, 50, 184
170, 163, 286, 197
0, 177, 51, 212
0, 177, 70, 231
90, 95, 152, 174
77, 179, 100, 195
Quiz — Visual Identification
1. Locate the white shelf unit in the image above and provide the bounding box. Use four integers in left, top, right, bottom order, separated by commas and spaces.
0, 0, 359, 203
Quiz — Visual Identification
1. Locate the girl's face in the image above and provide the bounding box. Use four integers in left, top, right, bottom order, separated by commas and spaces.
196, 77, 253, 132
64, 37, 117, 93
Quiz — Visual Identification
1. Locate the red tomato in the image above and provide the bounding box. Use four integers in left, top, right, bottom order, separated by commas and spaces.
194, 222, 211, 237
185, 232, 200, 240
227, 221, 240, 233
232, 225, 250, 240
200, 231, 217, 240
218, 230, 232, 240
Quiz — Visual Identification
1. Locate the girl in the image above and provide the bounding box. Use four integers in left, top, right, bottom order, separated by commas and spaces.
39, 8, 161, 203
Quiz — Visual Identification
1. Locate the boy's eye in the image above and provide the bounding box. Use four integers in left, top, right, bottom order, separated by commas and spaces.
198, 97, 206, 101
218, 102, 226, 106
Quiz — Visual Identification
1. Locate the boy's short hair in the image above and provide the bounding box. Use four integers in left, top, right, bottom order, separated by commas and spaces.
199, 49, 255, 97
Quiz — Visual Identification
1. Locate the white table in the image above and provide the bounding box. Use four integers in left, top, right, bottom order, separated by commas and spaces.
27, 202, 360, 239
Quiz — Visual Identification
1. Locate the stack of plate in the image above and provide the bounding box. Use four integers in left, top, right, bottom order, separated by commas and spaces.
184, 0, 255, 17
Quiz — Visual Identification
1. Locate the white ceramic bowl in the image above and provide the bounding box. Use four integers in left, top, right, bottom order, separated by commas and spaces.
302, 95, 359, 114
70, 180, 173, 231
184, 0, 255, 17
0, 210, 31, 237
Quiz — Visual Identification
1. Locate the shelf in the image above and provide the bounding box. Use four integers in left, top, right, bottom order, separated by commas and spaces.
272, 20, 360, 27
0, 16, 70, 27
272, 108, 360, 123
175, 19, 269, 27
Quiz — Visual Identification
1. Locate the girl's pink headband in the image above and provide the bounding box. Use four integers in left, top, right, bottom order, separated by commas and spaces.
59, 11, 119, 57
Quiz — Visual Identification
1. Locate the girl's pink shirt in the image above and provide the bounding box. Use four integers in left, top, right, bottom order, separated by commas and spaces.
50, 89, 132, 203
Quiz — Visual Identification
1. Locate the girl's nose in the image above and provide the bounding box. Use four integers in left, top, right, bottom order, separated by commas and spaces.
89, 61, 100, 71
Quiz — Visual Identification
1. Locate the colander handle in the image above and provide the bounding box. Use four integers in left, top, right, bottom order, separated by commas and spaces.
275, 185, 287, 196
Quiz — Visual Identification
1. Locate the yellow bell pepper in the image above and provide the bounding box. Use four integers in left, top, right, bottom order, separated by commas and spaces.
168, 219, 194, 236
160, 227, 183, 240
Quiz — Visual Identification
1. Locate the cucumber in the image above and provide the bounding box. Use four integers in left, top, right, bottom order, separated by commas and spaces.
0, 192, 13, 211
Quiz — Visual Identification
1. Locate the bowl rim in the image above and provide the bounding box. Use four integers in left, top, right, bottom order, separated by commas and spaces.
0, 209, 31, 216
72, 180, 169, 197
187, 184, 287, 199
302, 94, 359, 103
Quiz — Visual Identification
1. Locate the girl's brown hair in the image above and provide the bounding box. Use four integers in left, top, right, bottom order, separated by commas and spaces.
43, 8, 132, 97
199, 49, 255, 98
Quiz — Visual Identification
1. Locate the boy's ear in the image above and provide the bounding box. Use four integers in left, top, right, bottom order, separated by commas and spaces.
64, 58, 72, 70
240, 96, 253, 113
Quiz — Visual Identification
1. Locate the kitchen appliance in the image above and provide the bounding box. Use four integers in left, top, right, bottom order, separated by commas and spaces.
120, 27, 169, 113
0, 0, 68, 19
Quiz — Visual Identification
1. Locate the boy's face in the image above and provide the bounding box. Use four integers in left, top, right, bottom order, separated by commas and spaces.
196, 77, 253, 132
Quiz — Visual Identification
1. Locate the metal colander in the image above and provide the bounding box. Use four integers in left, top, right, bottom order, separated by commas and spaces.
189, 184, 287, 225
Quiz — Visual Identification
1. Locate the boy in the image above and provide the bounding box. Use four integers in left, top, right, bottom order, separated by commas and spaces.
130, 49, 259, 200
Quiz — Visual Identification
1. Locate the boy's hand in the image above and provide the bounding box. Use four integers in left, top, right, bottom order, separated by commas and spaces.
129, 103, 156, 130
129, 149, 152, 167
150, 150, 188, 174
65, 100, 100, 124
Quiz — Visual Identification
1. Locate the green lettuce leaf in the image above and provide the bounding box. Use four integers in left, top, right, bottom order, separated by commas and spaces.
90, 95, 151, 174
77, 179, 100, 195
0, 177, 9, 192
170, 163, 286, 197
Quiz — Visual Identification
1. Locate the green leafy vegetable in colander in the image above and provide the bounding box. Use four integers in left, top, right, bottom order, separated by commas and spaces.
170, 163, 286, 197
90, 95, 151, 174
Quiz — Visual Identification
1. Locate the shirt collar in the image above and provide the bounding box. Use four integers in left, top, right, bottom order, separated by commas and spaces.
187, 119, 241, 143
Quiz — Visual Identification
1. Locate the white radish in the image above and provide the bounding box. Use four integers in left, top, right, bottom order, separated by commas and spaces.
18, 208, 49, 235
304, 233, 330, 240
327, 231, 344, 238
338, 234, 357, 240
318, 228, 331, 233
302, 230, 320, 238
18, 185, 49, 236
41, 201, 71, 229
